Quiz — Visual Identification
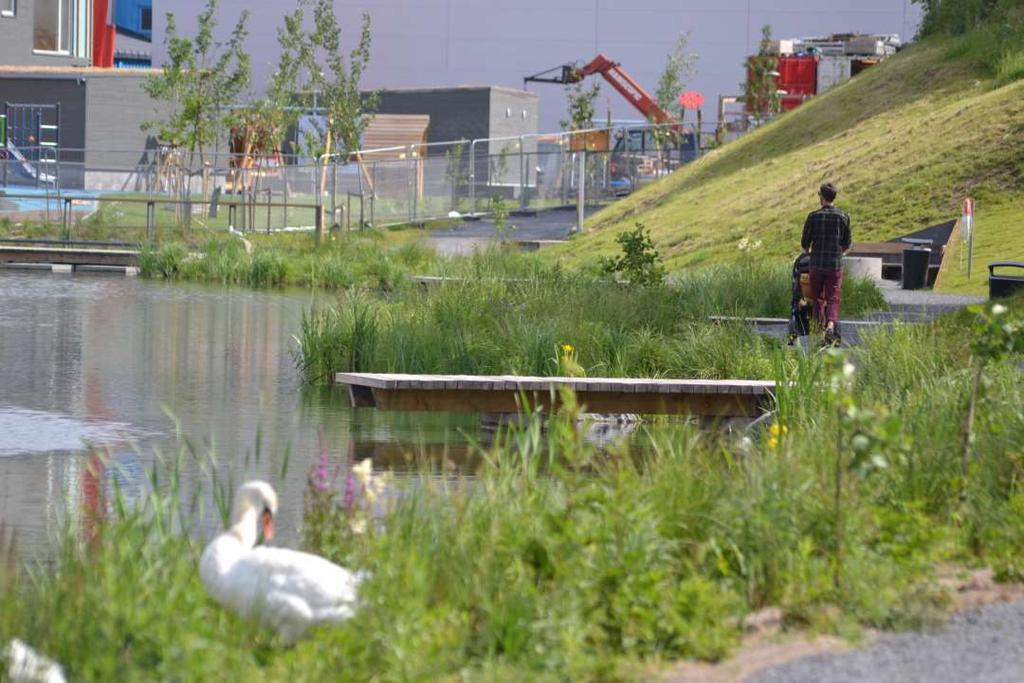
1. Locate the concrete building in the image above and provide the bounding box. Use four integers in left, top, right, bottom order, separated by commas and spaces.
376, 86, 538, 149
154, 0, 922, 134
0, 0, 96, 68
0, 2, 159, 188
0, 67, 164, 188
0, 0, 134, 68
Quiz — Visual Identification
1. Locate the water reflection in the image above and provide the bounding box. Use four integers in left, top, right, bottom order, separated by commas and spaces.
0, 271, 478, 554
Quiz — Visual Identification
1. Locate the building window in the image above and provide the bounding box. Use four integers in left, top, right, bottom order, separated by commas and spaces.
140, 7, 152, 32
2, 0, 15, 18
34, 0, 88, 55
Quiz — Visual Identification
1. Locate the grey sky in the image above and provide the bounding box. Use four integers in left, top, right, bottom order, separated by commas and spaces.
154, 0, 922, 132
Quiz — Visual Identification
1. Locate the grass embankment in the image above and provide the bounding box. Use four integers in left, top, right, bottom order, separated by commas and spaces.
2, 298, 1022, 680
297, 247, 885, 384
555, 32, 1024, 294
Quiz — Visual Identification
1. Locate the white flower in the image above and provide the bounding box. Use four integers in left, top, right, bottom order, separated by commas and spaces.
842, 361, 856, 381
752, 239, 763, 250
737, 237, 750, 252
991, 304, 1008, 316
348, 516, 367, 535
352, 458, 373, 484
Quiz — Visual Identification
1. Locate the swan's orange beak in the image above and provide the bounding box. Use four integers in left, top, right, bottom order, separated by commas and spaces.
261, 509, 274, 542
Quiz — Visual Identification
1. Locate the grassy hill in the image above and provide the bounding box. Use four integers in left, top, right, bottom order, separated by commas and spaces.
555, 38, 1024, 294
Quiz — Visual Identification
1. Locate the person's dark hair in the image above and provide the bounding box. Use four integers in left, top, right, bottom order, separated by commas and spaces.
819, 182, 837, 203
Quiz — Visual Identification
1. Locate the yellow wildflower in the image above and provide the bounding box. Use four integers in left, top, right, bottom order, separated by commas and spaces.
562, 344, 574, 354
768, 436, 779, 450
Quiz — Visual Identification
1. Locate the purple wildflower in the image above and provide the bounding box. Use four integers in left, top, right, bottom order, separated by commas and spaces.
343, 471, 356, 515
308, 428, 331, 494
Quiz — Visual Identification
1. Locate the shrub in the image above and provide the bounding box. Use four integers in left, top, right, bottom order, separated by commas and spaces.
599, 222, 667, 287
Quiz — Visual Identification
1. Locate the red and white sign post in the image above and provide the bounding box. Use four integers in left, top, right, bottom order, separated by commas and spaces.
962, 197, 974, 279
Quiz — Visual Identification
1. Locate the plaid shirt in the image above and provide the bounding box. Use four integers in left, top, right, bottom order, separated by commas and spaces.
801, 205, 852, 270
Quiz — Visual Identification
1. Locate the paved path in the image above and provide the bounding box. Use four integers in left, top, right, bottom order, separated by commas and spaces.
753, 279, 986, 349
427, 206, 595, 255
751, 600, 1024, 683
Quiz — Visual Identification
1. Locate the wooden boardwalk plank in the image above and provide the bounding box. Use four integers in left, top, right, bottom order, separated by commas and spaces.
335, 372, 776, 417
709, 315, 904, 328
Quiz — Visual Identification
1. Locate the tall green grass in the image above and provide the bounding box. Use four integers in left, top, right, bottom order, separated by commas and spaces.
920, 0, 1024, 82
3, 301, 1023, 680
139, 231, 438, 290
298, 249, 885, 384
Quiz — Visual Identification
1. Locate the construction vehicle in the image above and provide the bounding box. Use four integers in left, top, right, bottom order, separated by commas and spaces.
525, 54, 696, 187
525, 54, 680, 130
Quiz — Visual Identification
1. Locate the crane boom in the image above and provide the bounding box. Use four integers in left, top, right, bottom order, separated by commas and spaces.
524, 53, 680, 130
578, 55, 676, 126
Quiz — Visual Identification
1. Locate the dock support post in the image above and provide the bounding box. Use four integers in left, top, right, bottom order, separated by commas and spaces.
146, 200, 155, 243
62, 197, 72, 244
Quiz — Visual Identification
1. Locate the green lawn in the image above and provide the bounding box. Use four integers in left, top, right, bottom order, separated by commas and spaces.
552, 39, 1024, 296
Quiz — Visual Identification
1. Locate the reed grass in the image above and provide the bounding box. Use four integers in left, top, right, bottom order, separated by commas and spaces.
2, 299, 1023, 680
297, 247, 885, 384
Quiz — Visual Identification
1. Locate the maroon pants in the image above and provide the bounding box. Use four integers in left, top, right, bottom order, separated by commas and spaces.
809, 267, 843, 327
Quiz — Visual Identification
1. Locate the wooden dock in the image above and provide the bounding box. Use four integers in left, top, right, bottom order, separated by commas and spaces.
0, 245, 139, 269
336, 372, 775, 417
709, 315, 895, 327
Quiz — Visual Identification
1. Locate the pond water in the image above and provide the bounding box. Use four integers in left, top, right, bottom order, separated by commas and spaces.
0, 270, 484, 554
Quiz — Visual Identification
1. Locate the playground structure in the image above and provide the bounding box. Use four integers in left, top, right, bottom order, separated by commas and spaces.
1, 104, 60, 187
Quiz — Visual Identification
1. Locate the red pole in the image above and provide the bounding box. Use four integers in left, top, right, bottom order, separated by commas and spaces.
92, 0, 116, 68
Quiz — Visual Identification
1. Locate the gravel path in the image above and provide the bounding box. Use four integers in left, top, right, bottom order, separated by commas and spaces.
750, 600, 1024, 683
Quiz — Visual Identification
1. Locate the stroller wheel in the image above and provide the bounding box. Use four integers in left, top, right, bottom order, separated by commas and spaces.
821, 328, 841, 349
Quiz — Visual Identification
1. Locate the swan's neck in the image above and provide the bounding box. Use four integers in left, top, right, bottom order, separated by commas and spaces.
229, 506, 260, 550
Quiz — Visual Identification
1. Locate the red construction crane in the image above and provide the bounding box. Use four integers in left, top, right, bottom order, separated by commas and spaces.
524, 54, 681, 131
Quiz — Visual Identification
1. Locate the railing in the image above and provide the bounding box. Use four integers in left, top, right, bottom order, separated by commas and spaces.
0, 123, 709, 243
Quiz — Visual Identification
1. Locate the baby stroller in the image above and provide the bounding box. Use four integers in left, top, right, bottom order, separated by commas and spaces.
787, 253, 841, 346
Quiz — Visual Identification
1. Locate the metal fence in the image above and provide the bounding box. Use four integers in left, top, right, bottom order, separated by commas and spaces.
0, 123, 705, 241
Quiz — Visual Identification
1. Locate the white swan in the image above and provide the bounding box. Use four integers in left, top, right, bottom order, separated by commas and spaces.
199, 481, 364, 643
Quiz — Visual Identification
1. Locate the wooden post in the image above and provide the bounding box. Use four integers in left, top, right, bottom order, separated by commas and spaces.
576, 150, 586, 233
317, 128, 332, 245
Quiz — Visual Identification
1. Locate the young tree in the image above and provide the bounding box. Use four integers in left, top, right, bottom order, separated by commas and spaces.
743, 24, 780, 125
234, 4, 311, 192
655, 33, 699, 124
653, 33, 698, 172
561, 79, 601, 132
307, 2, 379, 241
143, 0, 251, 172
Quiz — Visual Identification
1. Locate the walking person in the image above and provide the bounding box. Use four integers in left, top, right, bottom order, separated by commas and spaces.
801, 182, 851, 347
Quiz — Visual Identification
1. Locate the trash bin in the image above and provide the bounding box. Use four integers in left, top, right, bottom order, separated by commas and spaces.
988, 261, 1024, 299
902, 247, 931, 290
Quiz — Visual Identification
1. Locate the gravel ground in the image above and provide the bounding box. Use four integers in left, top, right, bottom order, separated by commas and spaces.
750, 600, 1024, 683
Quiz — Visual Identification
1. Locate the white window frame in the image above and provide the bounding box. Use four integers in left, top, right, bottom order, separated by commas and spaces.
33, 0, 88, 57
1, 0, 15, 19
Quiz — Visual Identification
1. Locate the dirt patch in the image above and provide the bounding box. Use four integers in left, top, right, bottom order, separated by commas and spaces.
660, 567, 1024, 683
937, 566, 1024, 612
663, 631, 853, 683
